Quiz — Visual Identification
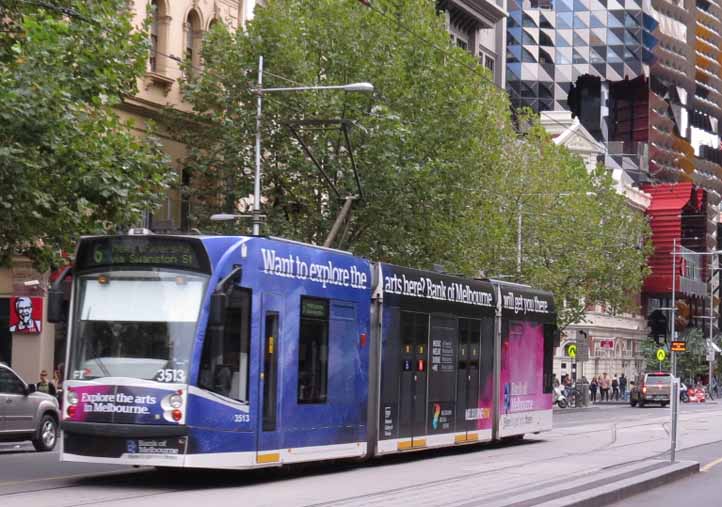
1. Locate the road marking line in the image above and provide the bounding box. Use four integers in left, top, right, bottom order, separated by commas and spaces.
701, 457, 722, 472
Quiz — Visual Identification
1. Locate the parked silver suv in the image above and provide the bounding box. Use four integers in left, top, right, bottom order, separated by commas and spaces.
0, 363, 60, 451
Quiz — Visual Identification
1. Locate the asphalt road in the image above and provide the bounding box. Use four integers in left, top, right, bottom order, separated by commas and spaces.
553, 399, 717, 427
0, 441, 130, 484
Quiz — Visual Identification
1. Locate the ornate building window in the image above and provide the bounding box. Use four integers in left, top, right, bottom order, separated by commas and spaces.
185, 9, 203, 75
150, 0, 161, 72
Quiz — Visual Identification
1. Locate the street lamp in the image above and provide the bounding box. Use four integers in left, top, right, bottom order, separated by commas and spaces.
250, 56, 374, 236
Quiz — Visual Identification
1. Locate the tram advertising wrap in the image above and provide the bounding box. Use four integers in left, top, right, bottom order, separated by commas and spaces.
376, 264, 497, 453
498, 288, 555, 437
63, 383, 184, 425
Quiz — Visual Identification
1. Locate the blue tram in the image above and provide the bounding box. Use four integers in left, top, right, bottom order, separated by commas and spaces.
51, 232, 557, 468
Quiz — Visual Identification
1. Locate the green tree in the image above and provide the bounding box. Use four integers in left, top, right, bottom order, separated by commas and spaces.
172, 0, 650, 327
474, 115, 652, 327
0, 0, 172, 271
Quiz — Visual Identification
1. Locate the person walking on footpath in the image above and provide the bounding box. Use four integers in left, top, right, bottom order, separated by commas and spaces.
36, 370, 56, 396
600, 373, 610, 401
590, 376, 598, 403
619, 373, 627, 400
612, 375, 620, 400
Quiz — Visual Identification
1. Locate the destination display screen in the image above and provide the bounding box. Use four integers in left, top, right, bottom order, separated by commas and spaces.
76, 236, 210, 273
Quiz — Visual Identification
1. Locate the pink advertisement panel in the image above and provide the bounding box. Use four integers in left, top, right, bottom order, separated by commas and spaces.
499, 320, 552, 435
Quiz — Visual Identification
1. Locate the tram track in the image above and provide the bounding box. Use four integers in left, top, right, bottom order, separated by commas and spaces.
1, 407, 720, 507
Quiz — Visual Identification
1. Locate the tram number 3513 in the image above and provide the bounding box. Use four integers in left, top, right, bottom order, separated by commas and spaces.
234, 414, 250, 423
155, 369, 186, 383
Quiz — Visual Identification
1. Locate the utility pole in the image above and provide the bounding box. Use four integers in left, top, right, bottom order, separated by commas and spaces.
253, 55, 264, 236
517, 202, 522, 276
710, 266, 715, 391
670, 238, 678, 463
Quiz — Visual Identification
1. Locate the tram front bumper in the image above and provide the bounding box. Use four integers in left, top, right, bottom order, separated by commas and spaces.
62, 421, 189, 460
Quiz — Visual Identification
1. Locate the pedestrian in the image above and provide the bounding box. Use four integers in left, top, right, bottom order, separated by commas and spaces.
36, 370, 56, 396
600, 373, 610, 401
590, 377, 598, 403
563, 374, 573, 398
612, 375, 619, 400
53, 364, 64, 405
553, 374, 559, 388
619, 374, 627, 400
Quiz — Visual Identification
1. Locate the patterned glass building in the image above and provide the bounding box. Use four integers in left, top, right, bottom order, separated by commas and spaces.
506, 0, 722, 193
506, 0, 645, 114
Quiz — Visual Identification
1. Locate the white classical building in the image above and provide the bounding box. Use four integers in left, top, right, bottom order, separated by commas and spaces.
540, 111, 651, 382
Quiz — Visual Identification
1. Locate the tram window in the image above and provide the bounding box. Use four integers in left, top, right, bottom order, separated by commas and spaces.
199, 288, 251, 402
543, 324, 555, 393
297, 297, 329, 404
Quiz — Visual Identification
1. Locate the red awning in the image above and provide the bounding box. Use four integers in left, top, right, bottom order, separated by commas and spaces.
642, 183, 696, 295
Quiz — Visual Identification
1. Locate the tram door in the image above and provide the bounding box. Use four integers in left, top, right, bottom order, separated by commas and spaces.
398, 311, 429, 445
456, 318, 481, 436
257, 293, 283, 457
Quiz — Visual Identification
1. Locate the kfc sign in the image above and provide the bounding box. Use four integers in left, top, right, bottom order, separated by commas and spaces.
9, 297, 43, 334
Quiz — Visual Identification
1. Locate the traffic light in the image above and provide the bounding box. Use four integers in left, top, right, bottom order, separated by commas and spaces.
675, 299, 690, 332
647, 309, 667, 344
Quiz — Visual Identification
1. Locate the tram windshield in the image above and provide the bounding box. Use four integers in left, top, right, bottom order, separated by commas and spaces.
69, 269, 208, 381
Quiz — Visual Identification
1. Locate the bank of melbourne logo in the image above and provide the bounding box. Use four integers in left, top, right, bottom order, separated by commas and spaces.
126, 440, 138, 454
432, 403, 441, 429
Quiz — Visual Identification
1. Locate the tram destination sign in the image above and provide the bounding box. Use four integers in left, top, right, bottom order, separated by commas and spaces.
76, 237, 210, 273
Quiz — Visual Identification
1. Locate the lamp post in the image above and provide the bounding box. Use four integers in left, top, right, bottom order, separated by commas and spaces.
251, 56, 374, 236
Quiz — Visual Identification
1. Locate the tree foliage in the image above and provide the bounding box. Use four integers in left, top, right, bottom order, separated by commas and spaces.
640, 329, 720, 380
172, 0, 650, 327
0, 0, 172, 271
474, 114, 652, 327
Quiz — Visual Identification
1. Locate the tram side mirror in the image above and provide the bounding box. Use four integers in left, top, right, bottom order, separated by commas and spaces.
209, 292, 228, 327
47, 287, 66, 323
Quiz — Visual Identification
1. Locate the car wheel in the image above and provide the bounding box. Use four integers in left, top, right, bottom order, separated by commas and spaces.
32, 414, 58, 452
661, 402, 668, 408
639, 400, 645, 408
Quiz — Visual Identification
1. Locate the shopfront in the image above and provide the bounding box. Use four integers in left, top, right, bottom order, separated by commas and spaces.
0, 257, 58, 382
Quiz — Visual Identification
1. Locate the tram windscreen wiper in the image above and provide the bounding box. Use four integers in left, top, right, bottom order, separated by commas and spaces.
94, 356, 111, 378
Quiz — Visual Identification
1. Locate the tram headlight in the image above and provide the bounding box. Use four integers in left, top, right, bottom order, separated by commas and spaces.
169, 394, 183, 409
67, 390, 79, 406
